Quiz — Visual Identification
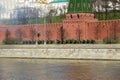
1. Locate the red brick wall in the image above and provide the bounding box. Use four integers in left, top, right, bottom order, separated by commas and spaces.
0, 25, 7, 42
0, 13, 120, 42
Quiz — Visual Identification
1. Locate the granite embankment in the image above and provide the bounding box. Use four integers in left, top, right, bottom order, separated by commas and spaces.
0, 44, 120, 60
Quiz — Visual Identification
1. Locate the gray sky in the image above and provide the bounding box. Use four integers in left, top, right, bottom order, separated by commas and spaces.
0, 0, 54, 19
0, 0, 53, 11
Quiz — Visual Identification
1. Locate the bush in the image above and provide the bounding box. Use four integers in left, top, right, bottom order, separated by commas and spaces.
28, 41, 32, 44
91, 40, 96, 44
23, 40, 51, 44
31, 41, 36, 44
77, 40, 81, 44
67, 40, 70, 44
82, 40, 86, 44
46, 40, 54, 44
86, 40, 90, 44
73, 40, 77, 44
38, 40, 44, 44
38, 40, 42, 44
24, 41, 28, 44
103, 36, 119, 44
46, 40, 49, 44
57, 40, 61, 44
51, 40, 54, 44
64, 40, 68, 44
72, 40, 75, 44
22, 41, 25, 44
69, 40, 72, 44
3, 38, 18, 44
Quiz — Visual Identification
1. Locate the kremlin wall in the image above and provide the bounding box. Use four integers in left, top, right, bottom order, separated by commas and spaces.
0, 0, 120, 43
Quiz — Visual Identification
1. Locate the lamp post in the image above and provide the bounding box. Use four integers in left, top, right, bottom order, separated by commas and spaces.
43, 5, 47, 45
35, 7, 39, 45
34, 7, 43, 45
44, 15, 46, 45
37, 0, 48, 45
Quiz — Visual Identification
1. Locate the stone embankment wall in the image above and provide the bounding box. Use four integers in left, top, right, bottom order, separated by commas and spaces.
0, 44, 120, 60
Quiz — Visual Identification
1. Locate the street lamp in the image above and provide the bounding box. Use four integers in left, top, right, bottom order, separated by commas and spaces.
35, 7, 39, 45
44, 15, 46, 45
43, 5, 47, 45
37, 0, 48, 45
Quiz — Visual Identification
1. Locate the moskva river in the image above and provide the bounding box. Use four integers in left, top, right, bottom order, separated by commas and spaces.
0, 59, 120, 80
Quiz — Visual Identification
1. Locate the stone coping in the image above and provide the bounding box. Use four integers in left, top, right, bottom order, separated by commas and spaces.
0, 44, 120, 49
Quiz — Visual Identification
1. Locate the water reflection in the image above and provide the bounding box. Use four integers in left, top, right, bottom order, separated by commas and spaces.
0, 59, 120, 80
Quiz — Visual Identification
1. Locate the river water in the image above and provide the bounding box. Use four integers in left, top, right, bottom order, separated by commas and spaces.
0, 59, 120, 80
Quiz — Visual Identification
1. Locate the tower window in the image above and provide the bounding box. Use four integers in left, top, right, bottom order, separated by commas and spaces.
84, 3, 86, 8
70, 3, 73, 8
70, 15, 73, 18
77, 3, 80, 8
88, 4, 91, 8
77, 14, 79, 18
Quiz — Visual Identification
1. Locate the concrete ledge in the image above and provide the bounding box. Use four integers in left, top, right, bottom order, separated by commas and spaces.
0, 45, 120, 60
0, 44, 120, 49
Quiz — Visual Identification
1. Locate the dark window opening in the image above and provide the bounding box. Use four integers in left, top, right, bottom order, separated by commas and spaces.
70, 15, 73, 18
77, 14, 79, 18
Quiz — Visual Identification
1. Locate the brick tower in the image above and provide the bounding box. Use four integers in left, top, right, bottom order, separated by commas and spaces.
65, 0, 97, 21
62, 0, 98, 40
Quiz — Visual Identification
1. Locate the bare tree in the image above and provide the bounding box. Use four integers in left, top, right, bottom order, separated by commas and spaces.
95, 23, 100, 40
91, 0, 120, 20
46, 7, 57, 23
111, 0, 119, 17
5, 29, 11, 39
101, 0, 111, 20
15, 29, 23, 42
113, 22, 117, 41
29, 27, 36, 41
59, 26, 65, 43
91, 0, 104, 19
110, 21, 117, 41
63, 5, 67, 14
105, 21, 118, 43
76, 28, 82, 41
59, 7, 63, 15
46, 30, 52, 40
12, 7, 39, 24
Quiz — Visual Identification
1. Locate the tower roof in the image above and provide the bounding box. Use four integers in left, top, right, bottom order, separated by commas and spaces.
50, 0, 68, 3
68, 0, 92, 13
